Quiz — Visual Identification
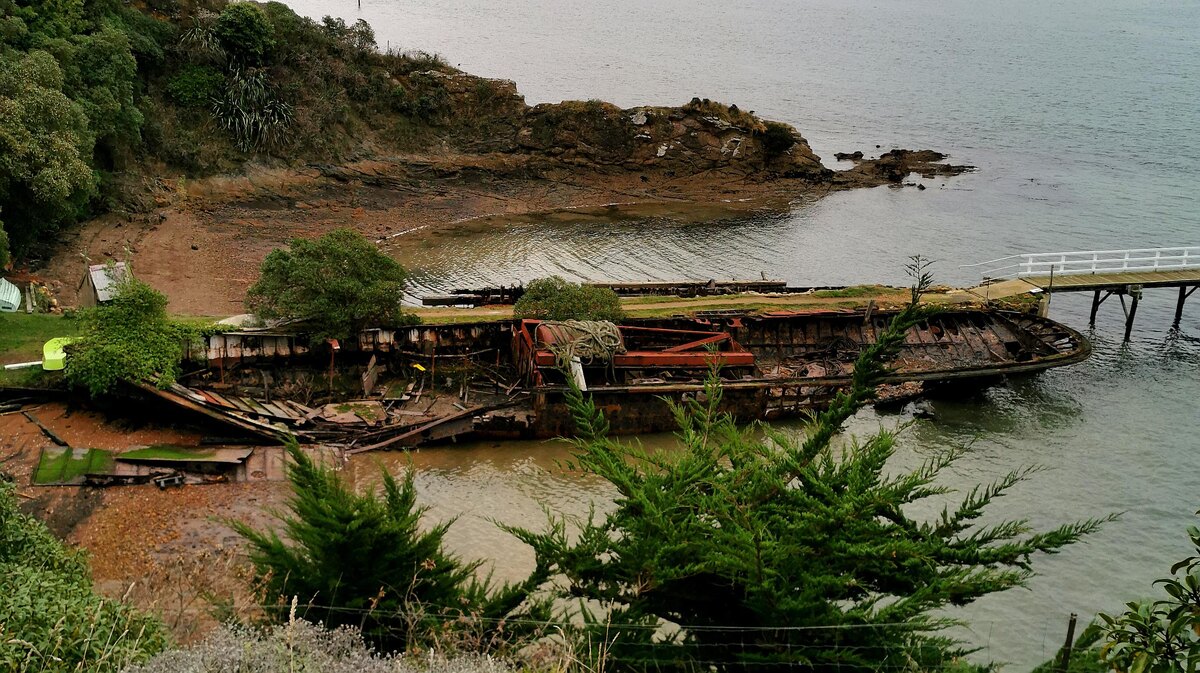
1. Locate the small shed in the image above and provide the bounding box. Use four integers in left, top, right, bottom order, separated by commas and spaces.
80, 262, 132, 307
0, 277, 20, 313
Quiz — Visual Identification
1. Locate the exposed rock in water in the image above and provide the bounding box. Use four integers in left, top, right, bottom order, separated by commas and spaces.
835, 148, 975, 186
834, 151, 864, 161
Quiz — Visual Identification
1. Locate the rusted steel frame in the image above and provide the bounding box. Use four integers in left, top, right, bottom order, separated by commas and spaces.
534, 340, 1092, 394
940, 316, 978, 361
954, 316, 1000, 360
389, 347, 497, 360
534, 351, 756, 367
661, 333, 731, 352
618, 325, 737, 338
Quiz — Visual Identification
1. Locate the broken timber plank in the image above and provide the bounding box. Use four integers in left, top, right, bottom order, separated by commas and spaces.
21, 411, 68, 447
133, 382, 289, 442
347, 402, 516, 454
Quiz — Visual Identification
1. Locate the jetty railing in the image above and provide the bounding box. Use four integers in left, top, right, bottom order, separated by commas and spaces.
965, 246, 1200, 282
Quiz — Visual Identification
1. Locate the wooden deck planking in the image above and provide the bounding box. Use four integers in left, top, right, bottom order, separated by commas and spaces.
1024, 267, 1200, 291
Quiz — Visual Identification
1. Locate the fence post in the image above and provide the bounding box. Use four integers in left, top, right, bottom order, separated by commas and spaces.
1056, 612, 1078, 673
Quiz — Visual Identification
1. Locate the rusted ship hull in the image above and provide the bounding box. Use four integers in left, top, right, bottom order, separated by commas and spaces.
516, 309, 1090, 436
165, 307, 1089, 447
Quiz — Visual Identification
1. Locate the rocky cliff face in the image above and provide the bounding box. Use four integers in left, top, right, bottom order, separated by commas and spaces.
421, 73, 829, 180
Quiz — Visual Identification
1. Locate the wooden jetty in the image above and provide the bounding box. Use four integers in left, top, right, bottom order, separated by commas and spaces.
966, 246, 1200, 340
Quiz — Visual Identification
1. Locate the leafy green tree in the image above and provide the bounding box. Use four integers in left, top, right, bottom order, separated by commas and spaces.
513, 276, 625, 322
513, 284, 1107, 672
66, 273, 196, 396
0, 219, 10, 269
42, 22, 144, 152
0, 49, 96, 255
0, 480, 166, 672
246, 228, 415, 341
232, 442, 551, 652
1099, 515, 1200, 672
2, 0, 86, 43
214, 2, 274, 66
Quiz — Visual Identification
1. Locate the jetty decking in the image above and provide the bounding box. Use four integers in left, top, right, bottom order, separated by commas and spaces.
967, 246, 1200, 339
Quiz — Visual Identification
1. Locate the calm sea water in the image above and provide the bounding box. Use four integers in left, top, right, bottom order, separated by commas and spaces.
289, 0, 1199, 667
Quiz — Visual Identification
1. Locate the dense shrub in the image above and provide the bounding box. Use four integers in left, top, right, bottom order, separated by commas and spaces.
0, 481, 166, 672
512, 276, 624, 322
232, 443, 550, 653
65, 273, 198, 396
213, 2, 274, 66
166, 64, 223, 108
761, 120, 796, 160
211, 67, 293, 151
246, 228, 416, 341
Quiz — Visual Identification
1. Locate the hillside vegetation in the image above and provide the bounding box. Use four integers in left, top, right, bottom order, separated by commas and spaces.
0, 0, 832, 268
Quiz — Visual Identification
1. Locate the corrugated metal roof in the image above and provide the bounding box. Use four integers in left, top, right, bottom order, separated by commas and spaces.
0, 277, 20, 312
88, 262, 131, 303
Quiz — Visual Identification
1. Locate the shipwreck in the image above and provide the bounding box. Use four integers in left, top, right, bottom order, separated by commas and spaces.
133, 307, 1090, 450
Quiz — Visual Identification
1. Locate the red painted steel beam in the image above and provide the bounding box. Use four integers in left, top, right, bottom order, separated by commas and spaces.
661, 333, 730, 352
533, 351, 755, 367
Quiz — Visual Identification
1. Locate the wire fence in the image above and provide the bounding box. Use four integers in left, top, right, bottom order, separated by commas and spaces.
187, 598, 1092, 672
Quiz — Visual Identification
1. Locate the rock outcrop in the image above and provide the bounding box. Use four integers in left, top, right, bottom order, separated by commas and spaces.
410, 72, 832, 180
511, 99, 828, 179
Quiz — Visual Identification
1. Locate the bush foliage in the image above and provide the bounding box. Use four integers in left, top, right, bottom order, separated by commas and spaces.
761, 121, 796, 160
128, 619, 514, 673
1099, 514, 1200, 672
0, 481, 166, 672
232, 442, 550, 653
246, 228, 415, 340
213, 2, 274, 66
512, 277, 1107, 672
513, 276, 625, 322
165, 64, 223, 109
65, 273, 196, 396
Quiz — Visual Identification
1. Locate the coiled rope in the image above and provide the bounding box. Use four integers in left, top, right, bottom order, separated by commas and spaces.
539, 320, 626, 368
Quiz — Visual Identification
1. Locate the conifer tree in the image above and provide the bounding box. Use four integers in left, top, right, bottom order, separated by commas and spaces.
513, 261, 1109, 672
233, 443, 550, 653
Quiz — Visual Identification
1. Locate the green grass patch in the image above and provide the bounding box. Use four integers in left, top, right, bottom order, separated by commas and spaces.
118, 445, 216, 462
0, 368, 61, 388
0, 314, 79, 364
34, 447, 115, 485
622, 300, 865, 318
812, 285, 903, 299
